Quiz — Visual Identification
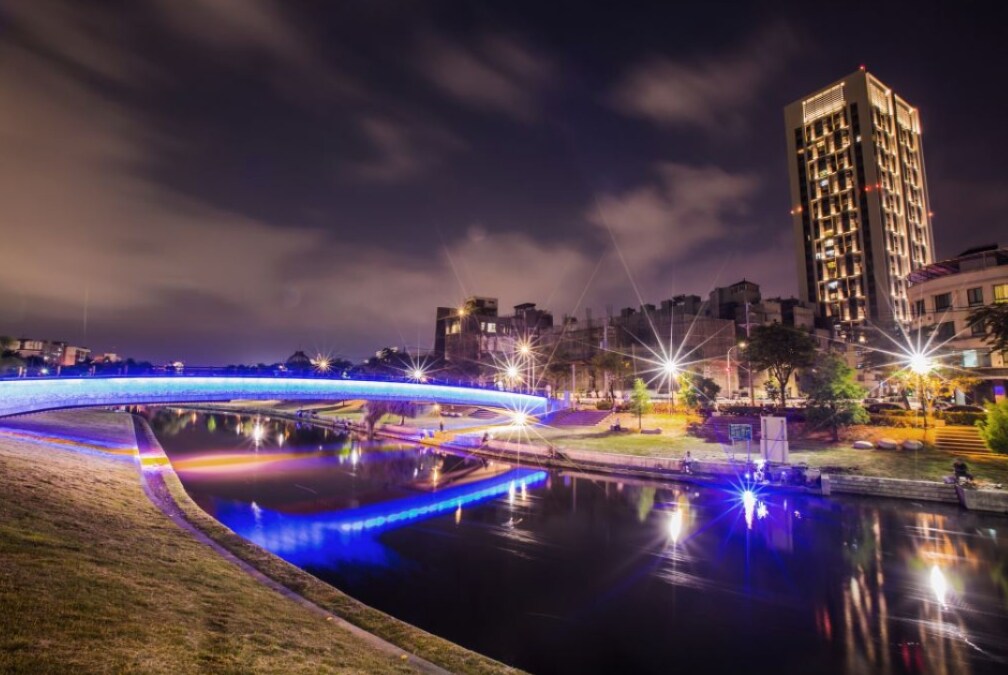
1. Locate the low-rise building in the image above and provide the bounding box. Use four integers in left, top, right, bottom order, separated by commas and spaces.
434, 297, 553, 380
907, 244, 1008, 401
13, 338, 90, 367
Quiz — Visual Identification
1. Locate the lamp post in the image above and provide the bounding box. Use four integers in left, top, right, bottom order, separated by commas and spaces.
662, 359, 679, 411
909, 352, 933, 429
727, 341, 747, 400
518, 341, 532, 394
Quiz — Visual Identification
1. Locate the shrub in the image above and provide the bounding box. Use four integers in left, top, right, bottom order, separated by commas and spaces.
595, 400, 613, 411
868, 413, 920, 428
935, 411, 985, 426
978, 400, 1008, 455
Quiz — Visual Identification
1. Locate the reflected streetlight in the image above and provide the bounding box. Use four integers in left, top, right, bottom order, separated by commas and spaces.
930, 564, 947, 606
667, 509, 683, 544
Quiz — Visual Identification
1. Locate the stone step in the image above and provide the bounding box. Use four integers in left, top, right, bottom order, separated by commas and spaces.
936, 442, 987, 451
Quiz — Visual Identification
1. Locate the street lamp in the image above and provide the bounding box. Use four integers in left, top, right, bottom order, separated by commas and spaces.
506, 364, 520, 390
727, 341, 746, 400
516, 339, 535, 394
907, 351, 934, 431
662, 359, 679, 410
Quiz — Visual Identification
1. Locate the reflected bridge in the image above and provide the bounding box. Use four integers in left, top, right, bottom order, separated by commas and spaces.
0, 376, 553, 418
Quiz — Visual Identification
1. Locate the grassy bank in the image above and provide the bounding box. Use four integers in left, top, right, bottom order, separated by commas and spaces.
530, 413, 1008, 485
0, 410, 451, 673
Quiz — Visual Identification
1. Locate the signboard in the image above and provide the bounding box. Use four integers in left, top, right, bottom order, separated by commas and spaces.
729, 424, 752, 442
760, 416, 789, 463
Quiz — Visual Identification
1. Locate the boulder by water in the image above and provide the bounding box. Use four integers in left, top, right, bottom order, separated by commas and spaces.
852, 440, 874, 449
876, 438, 900, 450
902, 439, 924, 451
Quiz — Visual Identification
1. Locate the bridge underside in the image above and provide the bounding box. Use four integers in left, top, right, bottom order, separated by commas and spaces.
0, 377, 551, 418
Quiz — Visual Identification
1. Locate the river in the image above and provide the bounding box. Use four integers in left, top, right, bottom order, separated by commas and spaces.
151, 410, 1008, 674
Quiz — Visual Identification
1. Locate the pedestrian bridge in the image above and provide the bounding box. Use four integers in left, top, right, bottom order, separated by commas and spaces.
0, 376, 552, 418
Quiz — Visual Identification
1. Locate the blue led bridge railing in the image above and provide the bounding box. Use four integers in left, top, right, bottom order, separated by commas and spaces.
0, 376, 551, 418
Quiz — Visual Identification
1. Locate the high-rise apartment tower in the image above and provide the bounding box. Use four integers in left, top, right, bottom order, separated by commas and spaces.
785, 69, 934, 336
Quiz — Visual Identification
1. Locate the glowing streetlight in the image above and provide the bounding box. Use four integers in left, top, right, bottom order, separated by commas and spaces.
312, 354, 333, 373
909, 352, 933, 375
662, 358, 680, 409
411, 367, 426, 382
511, 411, 528, 427
518, 342, 531, 356
506, 365, 520, 380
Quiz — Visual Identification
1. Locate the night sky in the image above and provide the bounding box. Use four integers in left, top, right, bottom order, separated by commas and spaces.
1, 1, 1004, 364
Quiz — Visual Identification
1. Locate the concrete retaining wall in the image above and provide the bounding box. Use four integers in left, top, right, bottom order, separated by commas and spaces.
956, 487, 1008, 514
822, 474, 959, 504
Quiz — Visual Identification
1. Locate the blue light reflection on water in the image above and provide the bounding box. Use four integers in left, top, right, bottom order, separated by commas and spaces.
214, 468, 547, 566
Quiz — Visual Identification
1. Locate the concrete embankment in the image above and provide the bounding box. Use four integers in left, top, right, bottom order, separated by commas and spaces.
375, 423, 1008, 514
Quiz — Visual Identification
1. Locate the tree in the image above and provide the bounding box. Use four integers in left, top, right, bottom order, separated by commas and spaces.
744, 323, 817, 408
389, 400, 416, 426
978, 400, 1008, 455
363, 400, 393, 439
677, 372, 720, 409
888, 367, 981, 427
627, 378, 652, 431
968, 304, 1008, 354
804, 353, 869, 441
0, 351, 25, 376
591, 351, 630, 400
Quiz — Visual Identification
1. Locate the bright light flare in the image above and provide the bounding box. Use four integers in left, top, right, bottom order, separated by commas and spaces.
662, 359, 679, 376
511, 411, 528, 427
251, 423, 265, 444
667, 509, 683, 543
742, 489, 756, 530
411, 368, 426, 381
506, 365, 520, 380
930, 565, 947, 606
909, 352, 933, 375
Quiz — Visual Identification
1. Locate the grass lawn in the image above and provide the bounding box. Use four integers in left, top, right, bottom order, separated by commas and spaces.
0, 410, 428, 674
532, 413, 696, 457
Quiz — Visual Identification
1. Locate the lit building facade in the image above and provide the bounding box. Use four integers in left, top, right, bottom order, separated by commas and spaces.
785, 69, 935, 338
434, 296, 553, 377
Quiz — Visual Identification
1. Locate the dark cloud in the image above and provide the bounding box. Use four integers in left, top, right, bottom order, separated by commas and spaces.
609, 24, 797, 130
0, 1, 1004, 363
415, 32, 555, 122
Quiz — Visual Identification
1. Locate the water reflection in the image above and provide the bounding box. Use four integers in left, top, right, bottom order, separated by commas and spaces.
151, 410, 1008, 675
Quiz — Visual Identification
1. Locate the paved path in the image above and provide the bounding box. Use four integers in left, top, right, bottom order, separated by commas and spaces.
130, 415, 450, 675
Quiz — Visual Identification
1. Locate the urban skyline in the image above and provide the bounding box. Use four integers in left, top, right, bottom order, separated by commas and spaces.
2, 2, 1005, 365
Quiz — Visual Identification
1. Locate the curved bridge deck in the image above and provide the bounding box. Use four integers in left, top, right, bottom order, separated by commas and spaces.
0, 376, 552, 418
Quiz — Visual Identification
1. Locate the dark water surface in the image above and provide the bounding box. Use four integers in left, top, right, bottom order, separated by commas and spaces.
152, 410, 1008, 674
